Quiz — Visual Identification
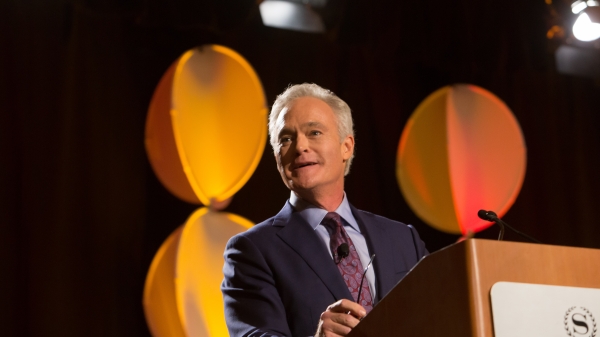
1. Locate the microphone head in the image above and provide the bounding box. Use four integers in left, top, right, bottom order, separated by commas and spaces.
478, 209, 499, 222
477, 209, 489, 220
337, 243, 350, 259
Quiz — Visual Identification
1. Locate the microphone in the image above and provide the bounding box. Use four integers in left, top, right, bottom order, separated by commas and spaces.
477, 209, 499, 222
337, 243, 350, 260
477, 209, 505, 240
478, 209, 541, 243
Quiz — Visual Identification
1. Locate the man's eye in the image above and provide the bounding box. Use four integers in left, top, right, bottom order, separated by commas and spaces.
310, 131, 322, 136
280, 137, 291, 143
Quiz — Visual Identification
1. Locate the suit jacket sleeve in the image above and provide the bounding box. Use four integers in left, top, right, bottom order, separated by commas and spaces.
221, 233, 292, 337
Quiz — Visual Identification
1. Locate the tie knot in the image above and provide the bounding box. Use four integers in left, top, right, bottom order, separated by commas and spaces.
323, 212, 342, 235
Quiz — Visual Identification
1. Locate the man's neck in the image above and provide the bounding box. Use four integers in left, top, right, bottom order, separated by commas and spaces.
292, 188, 344, 212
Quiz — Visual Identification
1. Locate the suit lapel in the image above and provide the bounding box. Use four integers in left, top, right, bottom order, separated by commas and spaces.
350, 204, 397, 303
274, 202, 353, 301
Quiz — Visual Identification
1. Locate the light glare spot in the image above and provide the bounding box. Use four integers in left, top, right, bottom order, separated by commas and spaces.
573, 13, 600, 41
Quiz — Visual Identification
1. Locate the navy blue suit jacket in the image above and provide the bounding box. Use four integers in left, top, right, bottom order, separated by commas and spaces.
221, 202, 428, 337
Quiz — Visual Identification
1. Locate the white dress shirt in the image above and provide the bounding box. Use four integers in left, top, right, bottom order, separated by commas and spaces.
289, 192, 377, 299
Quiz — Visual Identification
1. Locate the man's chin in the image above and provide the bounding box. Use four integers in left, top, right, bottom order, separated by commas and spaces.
288, 180, 316, 195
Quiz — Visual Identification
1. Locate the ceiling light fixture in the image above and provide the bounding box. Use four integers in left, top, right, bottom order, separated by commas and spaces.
571, 0, 600, 41
259, 0, 326, 33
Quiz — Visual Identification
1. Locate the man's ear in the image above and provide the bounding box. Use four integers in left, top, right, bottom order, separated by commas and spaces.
341, 135, 355, 160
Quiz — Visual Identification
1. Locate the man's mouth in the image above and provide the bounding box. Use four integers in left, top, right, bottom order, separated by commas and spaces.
293, 162, 317, 170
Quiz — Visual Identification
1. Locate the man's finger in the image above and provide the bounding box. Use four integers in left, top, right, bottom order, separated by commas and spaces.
330, 312, 360, 328
318, 312, 357, 336
327, 299, 366, 319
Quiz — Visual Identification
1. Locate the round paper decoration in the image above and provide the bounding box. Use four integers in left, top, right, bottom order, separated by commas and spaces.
143, 208, 253, 337
396, 84, 526, 234
145, 45, 267, 205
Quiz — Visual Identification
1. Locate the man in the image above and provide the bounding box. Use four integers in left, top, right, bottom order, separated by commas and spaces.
222, 83, 428, 337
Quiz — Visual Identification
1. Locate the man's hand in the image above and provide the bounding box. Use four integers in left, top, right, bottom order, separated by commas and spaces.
315, 299, 366, 337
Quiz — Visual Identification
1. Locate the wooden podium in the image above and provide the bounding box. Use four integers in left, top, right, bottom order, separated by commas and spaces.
349, 239, 600, 337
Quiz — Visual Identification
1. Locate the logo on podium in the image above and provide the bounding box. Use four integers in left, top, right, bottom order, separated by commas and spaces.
565, 306, 597, 337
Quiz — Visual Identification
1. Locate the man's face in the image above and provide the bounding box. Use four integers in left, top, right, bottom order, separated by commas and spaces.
274, 97, 354, 195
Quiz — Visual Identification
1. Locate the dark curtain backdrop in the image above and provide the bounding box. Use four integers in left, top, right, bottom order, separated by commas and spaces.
2, 0, 600, 336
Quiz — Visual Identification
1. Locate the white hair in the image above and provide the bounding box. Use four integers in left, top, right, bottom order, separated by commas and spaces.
268, 83, 355, 175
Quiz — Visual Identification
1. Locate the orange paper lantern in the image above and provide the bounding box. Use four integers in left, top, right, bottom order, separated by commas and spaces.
396, 84, 526, 234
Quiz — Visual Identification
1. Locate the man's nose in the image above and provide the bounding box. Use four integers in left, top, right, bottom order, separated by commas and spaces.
294, 135, 309, 153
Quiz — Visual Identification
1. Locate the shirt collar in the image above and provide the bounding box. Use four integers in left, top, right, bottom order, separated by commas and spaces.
289, 191, 360, 233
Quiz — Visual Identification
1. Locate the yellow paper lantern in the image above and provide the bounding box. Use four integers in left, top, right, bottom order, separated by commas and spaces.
145, 45, 267, 205
143, 209, 253, 337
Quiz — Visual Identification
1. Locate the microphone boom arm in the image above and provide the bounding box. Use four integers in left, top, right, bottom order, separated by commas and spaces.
356, 254, 376, 307
477, 209, 541, 244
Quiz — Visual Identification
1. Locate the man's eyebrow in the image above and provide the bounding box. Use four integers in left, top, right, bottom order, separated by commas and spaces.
277, 121, 329, 138
277, 127, 293, 138
302, 121, 326, 128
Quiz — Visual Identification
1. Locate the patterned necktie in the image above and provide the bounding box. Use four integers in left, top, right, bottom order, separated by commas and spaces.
322, 212, 373, 313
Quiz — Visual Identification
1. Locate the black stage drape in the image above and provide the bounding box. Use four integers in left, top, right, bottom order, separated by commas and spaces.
2, 0, 600, 336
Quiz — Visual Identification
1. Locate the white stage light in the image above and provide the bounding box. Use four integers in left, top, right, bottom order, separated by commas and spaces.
259, 0, 325, 33
573, 12, 600, 41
